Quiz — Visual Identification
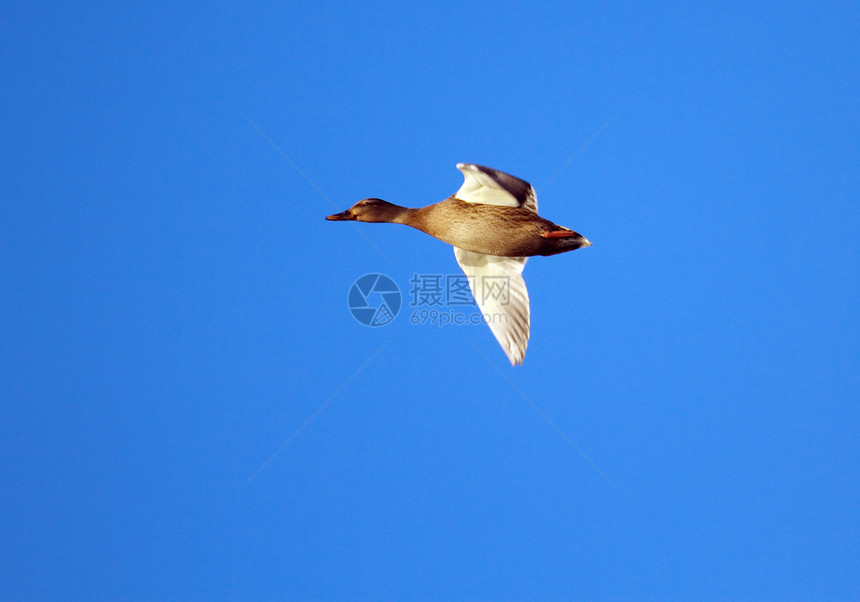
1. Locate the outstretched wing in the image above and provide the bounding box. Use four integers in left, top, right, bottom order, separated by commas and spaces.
454, 163, 538, 213
454, 247, 530, 366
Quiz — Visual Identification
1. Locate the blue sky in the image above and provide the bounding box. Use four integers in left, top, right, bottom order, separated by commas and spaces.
2, 1, 858, 599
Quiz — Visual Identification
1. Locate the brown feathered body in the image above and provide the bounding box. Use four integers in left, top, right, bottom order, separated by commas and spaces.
328, 196, 590, 257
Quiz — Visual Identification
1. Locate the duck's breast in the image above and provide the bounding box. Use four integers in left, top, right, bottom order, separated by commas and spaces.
412, 199, 549, 257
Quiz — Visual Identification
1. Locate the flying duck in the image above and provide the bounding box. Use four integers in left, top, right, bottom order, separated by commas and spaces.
327, 163, 591, 365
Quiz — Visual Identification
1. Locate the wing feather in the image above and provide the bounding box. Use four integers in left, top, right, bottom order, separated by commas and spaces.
454, 248, 530, 366
455, 163, 538, 213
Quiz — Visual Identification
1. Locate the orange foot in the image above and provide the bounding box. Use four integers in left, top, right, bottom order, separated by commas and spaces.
541, 230, 578, 238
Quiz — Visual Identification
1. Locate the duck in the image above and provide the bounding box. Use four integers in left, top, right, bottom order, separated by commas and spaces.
326, 163, 591, 366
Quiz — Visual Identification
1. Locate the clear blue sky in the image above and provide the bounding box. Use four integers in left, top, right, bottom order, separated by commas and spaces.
2, 1, 858, 599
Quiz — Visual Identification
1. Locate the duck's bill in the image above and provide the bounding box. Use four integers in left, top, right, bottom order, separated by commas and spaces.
325, 210, 354, 220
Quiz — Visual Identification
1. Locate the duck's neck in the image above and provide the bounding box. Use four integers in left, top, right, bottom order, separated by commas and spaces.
378, 203, 422, 226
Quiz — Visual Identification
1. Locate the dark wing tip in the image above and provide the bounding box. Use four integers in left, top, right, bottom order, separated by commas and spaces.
457, 163, 535, 209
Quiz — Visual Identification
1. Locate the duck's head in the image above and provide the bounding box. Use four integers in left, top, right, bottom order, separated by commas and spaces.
326, 198, 405, 222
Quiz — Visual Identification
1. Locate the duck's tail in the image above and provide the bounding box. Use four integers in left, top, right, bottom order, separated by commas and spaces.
539, 229, 592, 256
